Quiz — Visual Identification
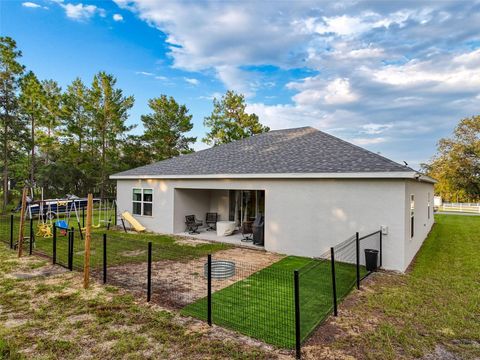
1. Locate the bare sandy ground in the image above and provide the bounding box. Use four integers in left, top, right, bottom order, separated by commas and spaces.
98, 247, 284, 309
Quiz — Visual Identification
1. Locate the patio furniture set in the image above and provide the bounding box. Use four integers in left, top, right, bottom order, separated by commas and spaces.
185, 213, 265, 246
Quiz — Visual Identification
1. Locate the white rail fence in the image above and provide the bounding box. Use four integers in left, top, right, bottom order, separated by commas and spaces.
439, 203, 480, 213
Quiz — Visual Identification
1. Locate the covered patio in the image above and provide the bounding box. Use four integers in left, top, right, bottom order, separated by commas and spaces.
174, 230, 263, 249
173, 188, 265, 248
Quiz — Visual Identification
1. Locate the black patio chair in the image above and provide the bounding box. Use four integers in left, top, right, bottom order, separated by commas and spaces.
205, 212, 218, 231
185, 215, 202, 234
241, 220, 253, 242
252, 215, 265, 246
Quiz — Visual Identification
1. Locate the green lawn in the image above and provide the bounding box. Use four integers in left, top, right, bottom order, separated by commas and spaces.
326, 214, 480, 359
182, 256, 367, 348
0, 215, 231, 270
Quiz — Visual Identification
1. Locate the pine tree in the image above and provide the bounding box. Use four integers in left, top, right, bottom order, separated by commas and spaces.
141, 95, 196, 162
88, 72, 134, 198
19, 71, 44, 186
58, 78, 92, 195
63, 78, 89, 154
203, 90, 269, 146
0, 37, 26, 211
39, 80, 62, 165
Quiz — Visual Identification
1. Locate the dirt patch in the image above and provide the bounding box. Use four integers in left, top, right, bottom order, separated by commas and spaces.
101, 247, 283, 309
174, 238, 212, 247
175, 315, 292, 359
302, 345, 355, 360
121, 249, 146, 257
303, 271, 401, 359
423, 345, 462, 360
4, 318, 28, 328
9, 264, 69, 280
66, 313, 95, 324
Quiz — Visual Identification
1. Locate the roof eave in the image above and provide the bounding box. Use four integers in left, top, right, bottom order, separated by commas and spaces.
110, 171, 436, 182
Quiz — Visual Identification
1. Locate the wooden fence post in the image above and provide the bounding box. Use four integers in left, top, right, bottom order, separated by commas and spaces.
83, 194, 93, 289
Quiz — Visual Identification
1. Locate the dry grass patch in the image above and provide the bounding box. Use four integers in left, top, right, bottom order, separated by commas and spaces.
0, 245, 282, 359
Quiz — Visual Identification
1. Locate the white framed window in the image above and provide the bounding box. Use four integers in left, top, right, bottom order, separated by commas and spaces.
410, 194, 415, 238
132, 188, 153, 216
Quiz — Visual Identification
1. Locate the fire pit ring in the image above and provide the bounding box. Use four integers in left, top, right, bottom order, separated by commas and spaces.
204, 260, 236, 279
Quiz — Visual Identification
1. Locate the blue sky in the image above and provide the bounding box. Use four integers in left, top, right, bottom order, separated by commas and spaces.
2, 0, 480, 169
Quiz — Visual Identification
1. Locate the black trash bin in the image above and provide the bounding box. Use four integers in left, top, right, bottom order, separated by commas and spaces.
364, 249, 379, 272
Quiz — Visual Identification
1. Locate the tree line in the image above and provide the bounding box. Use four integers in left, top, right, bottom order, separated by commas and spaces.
422, 115, 480, 202
0, 37, 269, 211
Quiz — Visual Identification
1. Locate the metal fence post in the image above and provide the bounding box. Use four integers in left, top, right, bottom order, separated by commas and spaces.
10, 214, 14, 249
114, 202, 117, 226
29, 218, 33, 255
121, 218, 127, 233
147, 242, 152, 302
356, 232, 360, 290
52, 224, 57, 264
379, 230, 383, 268
294, 270, 301, 359
103, 234, 107, 284
77, 221, 84, 241
67, 229, 72, 270
69, 227, 74, 271
82, 207, 85, 228
330, 247, 338, 316
207, 254, 212, 326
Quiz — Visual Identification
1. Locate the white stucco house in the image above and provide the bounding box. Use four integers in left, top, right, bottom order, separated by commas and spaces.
111, 126, 435, 272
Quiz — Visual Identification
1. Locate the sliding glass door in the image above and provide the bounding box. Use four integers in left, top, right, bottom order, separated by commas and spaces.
229, 190, 265, 226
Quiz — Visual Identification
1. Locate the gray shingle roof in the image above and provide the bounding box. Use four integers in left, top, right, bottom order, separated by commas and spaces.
112, 127, 413, 177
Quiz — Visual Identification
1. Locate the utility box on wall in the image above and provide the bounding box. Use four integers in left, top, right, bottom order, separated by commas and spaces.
381, 225, 388, 235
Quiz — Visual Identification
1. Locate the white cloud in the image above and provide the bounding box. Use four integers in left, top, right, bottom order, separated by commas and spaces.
184, 77, 199, 86
22, 2, 41, 8
135, 72, 169, 81
199, 92, 223, 101
115, 0, 480, 166
135, 71, 154, 76
338, 48, 385, 59
313, 15, 373, 36
215, 65, 258, 97
298, 9, 431, 38
324, 78, 359, 104
113, 0, 310, 95
113, 13, 123, 21
60, 3, 104, 21
192, 141, 210, 152
361, 123, 393, 135
290, 77, 359, 106
368, 49, 480, 91
246, 102, 330, 130
351, 137, 387, 145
